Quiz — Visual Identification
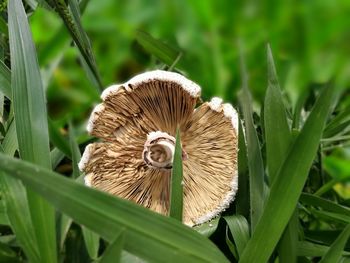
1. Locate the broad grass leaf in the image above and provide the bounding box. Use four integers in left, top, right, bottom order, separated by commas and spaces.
136, 30, 181, 67
311, 209, 350, 224
323, 107, 350, 138
223, 215, 250, 258
264, 45, 291, 183
193, 218, 219, 237
300, 193, 350, 216
99, 230, 125, 263
52, 0, 102, 90
297, 241, 350, 257
0, 242, 18, 262
0, 201, 9, 225
0, 60, 11, 99
238, 51, 265, 231
239, 84, 337, 263
320, 224, 350, 263
169, 128, 184, 221
0, 155, 229, 263
278, 209, 298, 263
48, 118, 72, 158
8, 0, 57, 261
50, 148, 65, 169
70, 124, 100, 259
235, 119, 249, 218
0, 122, 39, 262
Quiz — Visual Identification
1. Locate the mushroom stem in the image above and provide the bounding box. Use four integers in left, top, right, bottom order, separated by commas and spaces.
143, 131, 176, 169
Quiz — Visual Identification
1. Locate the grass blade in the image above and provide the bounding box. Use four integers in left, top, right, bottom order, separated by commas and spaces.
264, 45, 291, 183
48, 118, 72, 158
193, 218, 219, 238
0, 201, 9, 225
238, 49, 265, 231
235, 120, 249, 219
320, 224, 350, 263
99, 230, 125, 263
323, 107, 350, 138
311, 209, 350, 224
69, 124, 100, 258
278, 209, 299, 263
297, 241, 350, 257
0, 242, 18, 262
0, 60, 11, 99
0, 154, 229, 263
265, 46, 297, 262
223, 215, 250, 258
300, 193, 350, 216
50, 148, 65, 169
82, 226, 100, 260
8, 0, 57, 261
136, 30, 181, 67
52, 0, 102, 90
169, 128, 184, 221
0, 122, 39, 262
240, 84, 337, 263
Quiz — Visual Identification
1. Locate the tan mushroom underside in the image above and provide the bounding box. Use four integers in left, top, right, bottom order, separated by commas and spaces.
80, 72, 238, 226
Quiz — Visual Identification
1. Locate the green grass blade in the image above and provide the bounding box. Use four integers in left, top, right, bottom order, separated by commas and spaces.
264, 45, 291, 183
38, 0, 89, 65
0, 60, 11, 99
320, 224, 350, 263
69, 123, 81, 179
0, 154, 229, 263
50, 148, 65, 169
297, 241, 350, 257
278, 209, 299, 263
240, 84, 337, 263
8, 0, 57, 261
225, 227, 238, 259
311, 209, 350, 224
57, 214, 72, 252
193, 218, 219, 238
136, 30, 181, 67
0, 17, 8, 36
235, 120, 249, 218
323, 107, 350, 138
82, 226, 100, 260
2, 121, 18, 156
0, 201, 10, 225
120, 251, 143, 263
0, 122, 39, 262
48, 118, 72, 158
323, 120, 350, 139
223, 216, 250, 258
53, 0, 102, 90
300, 193, 350, 216
0, 242, 18, 262
238, 51, 265, 231
99, 230, 125, 263
169, 128, 184, 221
69, 123, 100, 258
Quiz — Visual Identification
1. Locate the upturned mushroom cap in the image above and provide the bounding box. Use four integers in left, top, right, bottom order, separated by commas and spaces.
79, 70, 238, 226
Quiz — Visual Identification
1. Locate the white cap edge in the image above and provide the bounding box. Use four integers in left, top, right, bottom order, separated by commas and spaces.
208, 97, 239, 133
87, 103, 105, 134
78, 144, 94, 171
101, 70, 201, 100
194, 169, 239, 225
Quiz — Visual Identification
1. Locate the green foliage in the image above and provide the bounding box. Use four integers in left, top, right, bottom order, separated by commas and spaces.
8, 0, 56, 262
0, 0, 349, 262
169, 128, 184, 222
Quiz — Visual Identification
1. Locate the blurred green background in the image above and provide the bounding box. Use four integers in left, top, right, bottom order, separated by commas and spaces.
29, 0, 350, 125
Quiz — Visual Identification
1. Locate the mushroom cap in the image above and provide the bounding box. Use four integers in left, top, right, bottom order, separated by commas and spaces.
79, 70, 238, 226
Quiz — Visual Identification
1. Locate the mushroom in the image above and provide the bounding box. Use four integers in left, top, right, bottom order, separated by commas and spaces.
79, 70, 238, 226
